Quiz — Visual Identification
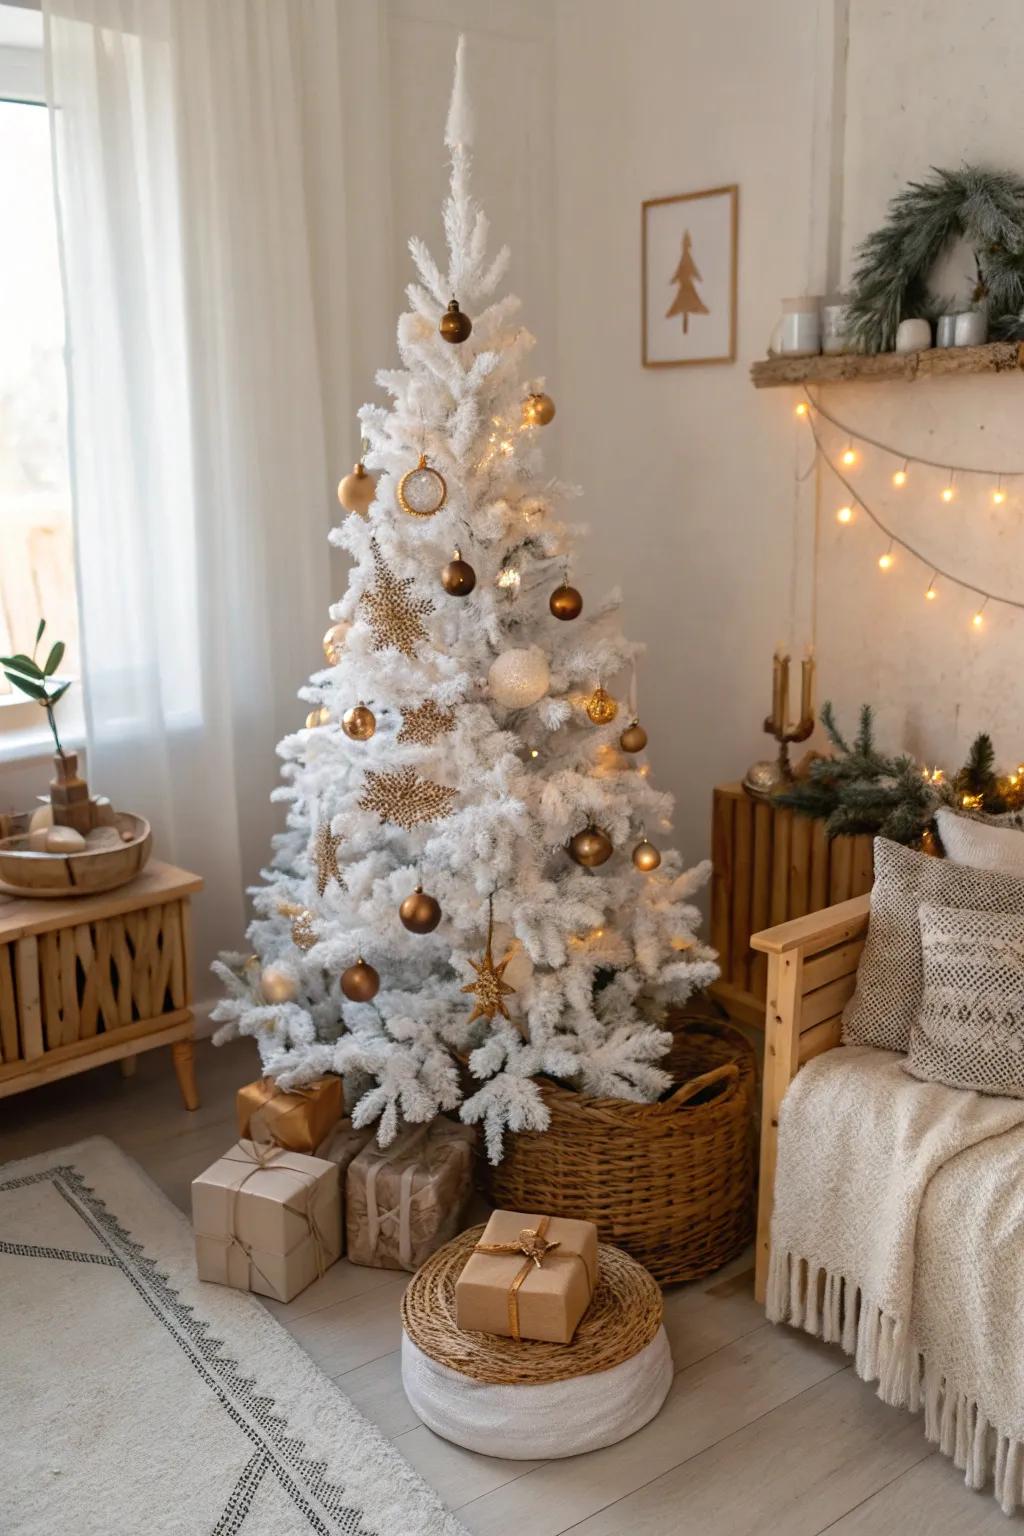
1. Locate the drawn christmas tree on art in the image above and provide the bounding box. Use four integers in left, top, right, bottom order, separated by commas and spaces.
666, 230, 708, 333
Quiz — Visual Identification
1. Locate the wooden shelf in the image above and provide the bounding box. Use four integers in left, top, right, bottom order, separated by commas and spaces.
750, 339, 1024, 389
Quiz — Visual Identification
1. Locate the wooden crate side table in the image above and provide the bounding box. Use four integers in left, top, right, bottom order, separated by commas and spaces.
709, 783, 873, 1029
0, 861, 203, 1107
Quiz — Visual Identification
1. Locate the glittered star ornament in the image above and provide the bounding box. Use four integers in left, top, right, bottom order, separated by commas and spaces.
360, 540, 433, 657
398, 698, 456, 747
462, 943, 516, 1025
311, 822, 343, 896
359, 766, 456, 831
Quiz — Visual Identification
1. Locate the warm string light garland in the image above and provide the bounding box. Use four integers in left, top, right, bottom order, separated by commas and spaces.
797, 392, 1024, 631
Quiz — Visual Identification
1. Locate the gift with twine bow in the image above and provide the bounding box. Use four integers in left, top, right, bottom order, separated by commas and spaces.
455, 1210, 598, 1343
346, 1120, 475, 1273
236, 1075, 343, 1155
192, 1139, 342, 1303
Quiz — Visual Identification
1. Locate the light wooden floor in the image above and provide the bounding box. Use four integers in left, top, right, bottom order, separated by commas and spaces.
1, 1038, 1016, 1535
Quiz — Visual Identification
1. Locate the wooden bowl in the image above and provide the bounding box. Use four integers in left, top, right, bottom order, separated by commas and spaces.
0, 812, 152, 899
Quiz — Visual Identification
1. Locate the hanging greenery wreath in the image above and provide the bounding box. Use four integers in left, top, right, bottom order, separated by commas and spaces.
845, 166, 1024, 354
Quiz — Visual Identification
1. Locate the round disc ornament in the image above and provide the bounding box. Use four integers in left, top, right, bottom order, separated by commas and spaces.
586, 687, 618, 725
568, 825, 613, 868
398, 455, 448, 518
442, 550, 476, 596
341, 958, 380, 1002
342, 703, 376, 741
488, 647, 550, 709
549, 583, 583, 621
399, 886, 443, 934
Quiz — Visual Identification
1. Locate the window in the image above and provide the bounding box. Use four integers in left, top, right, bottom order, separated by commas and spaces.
0, 7, 82, 753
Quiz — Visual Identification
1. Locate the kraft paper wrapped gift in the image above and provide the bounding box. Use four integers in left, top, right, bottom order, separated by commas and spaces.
315, 1116, 374, 1178
346, 1119, 475, 1272
192, 1140, 341, 1303
455, 1210, 598, 1343
236, 1075, 343, 1155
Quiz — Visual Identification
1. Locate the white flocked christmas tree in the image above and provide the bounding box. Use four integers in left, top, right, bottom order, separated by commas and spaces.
212, 38, 718, 1162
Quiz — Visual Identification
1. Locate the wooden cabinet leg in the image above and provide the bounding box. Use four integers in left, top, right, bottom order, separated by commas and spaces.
171, 1038, 199, 1110
120, 1055, 138, 1079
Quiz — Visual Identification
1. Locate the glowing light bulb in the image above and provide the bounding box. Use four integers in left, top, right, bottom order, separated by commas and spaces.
941, 485, 955, 503
925, 584, 937, 601
972, 610, 985, 629
993, 481, 1006, 505
878, 551, 893, 571
497, 565, 521, 594
836, 505, 854, 524
529, 748, 539, 759
794, 401, 808, 418
841, 445, 857, 467
892, 465, 908, 488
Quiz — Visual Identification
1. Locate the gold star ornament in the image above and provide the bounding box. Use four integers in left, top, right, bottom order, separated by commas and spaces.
359, 766, 456, 832
462, 942, 516, 1025
360, 540, 433, 658
311, 822, 343, 897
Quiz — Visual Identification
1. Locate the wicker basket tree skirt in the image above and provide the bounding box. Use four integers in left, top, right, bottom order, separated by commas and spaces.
401, 1227, 673, 1459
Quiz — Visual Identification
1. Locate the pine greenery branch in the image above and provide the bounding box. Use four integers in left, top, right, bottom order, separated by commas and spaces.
845, 166, 1024, 353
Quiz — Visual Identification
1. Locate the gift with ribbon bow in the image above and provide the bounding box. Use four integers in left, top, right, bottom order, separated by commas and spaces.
192, 1139, 342, 1302
455, 1209, 598, 1343
236, 1075, 343, 1155
346, 1120, 475, 1272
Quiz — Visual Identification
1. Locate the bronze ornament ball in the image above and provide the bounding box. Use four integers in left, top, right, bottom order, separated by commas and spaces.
619, 719, 648, 753
568, 825, 614, 867
337, 462, 376, 516
439, 298, 472, 344
399, 886, 443, 934
441, 551, 477, 596
549, 583, 583, 621
342, 703, 377, 741
632, 838, 661, 872
341, 958, 380, 1002
259, 965, 299, 1004
522, 392, 556, 427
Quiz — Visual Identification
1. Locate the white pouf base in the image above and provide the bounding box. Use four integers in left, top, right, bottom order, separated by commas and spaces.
401, 1325, 673, 1459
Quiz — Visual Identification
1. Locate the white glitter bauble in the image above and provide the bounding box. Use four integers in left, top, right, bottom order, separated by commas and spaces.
488, 647, 550, 708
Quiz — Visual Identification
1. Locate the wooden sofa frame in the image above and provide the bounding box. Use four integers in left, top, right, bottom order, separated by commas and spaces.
751, 891, 871, 1303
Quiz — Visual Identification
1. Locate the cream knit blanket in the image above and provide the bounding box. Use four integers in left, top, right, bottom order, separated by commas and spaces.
768, 1045, 1024, 1515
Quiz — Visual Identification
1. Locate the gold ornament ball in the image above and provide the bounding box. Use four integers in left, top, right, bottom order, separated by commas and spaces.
260, 964, 299, 1004
549, 583, 583, 621
322, 621, 350, 664
337, 462, 376, 516
586, 687, 618, 725
632, 838, 661, 872
399, 886, 443, 934
342, 703, 377, 741
305, 706, 331, 729
620, 719, 648, 753
441, 552, 477, 596
522, 392, 556, 427
341, 957, 380, 1002
439, 298, 472, 344
568, 825, 613, 867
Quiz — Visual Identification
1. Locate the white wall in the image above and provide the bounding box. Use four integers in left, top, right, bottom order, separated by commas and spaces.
553, 0, 1024, 874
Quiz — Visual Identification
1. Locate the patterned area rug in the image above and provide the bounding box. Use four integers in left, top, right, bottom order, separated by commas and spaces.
0, 1137, 466, 1536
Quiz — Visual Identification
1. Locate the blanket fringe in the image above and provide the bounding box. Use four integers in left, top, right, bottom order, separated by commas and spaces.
767, 1247, 1023, 1516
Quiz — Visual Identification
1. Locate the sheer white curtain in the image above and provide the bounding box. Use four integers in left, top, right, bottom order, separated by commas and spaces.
42, 0, 393, 987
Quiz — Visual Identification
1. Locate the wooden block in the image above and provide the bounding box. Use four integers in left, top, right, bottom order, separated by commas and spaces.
730, 794, 754, 990
14, 936, 43, 1060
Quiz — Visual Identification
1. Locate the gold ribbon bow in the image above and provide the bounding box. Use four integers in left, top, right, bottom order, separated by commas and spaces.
474, 1215, 579, 1341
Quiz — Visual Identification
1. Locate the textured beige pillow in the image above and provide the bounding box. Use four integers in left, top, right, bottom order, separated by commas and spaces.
904, 902, 1024, 1097
841, 838, 1024, 1053
936, 806, 1024, 876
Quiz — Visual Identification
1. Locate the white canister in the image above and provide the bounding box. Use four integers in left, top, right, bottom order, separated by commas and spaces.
895, 318, 932, 353
954, 309, 987, 346
769, 297, 822, 358
821, 299, 851, 355
935, 314, 958, 348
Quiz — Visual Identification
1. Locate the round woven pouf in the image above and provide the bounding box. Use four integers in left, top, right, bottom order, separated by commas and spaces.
400, 1225, 673, 1459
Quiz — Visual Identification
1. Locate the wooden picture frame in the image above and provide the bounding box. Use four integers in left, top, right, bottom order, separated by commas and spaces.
642, 184, 738, 368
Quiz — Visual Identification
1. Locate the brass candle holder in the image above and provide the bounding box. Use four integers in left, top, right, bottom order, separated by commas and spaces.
743, 651, 816, 800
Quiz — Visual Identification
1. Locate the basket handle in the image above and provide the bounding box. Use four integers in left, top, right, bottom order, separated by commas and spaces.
665, 1060, 739, 1108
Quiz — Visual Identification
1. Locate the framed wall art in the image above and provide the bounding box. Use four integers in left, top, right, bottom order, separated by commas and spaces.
642, 184, 738, 367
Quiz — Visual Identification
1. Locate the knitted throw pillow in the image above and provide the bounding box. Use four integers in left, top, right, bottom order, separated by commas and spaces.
936, 806, 1024, 876
841, 838, 1024, 1053
903, 902, 1024, 1097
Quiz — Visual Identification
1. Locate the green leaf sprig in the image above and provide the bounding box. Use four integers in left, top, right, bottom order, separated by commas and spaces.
1, 619, 73, 763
